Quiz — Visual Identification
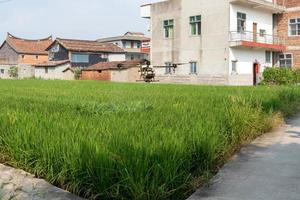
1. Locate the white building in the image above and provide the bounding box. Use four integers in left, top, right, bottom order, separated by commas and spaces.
141, 0, 285, 85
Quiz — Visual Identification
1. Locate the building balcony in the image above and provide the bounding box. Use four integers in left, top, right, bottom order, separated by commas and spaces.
229, 31, 286, 51
230, 0, 285, 13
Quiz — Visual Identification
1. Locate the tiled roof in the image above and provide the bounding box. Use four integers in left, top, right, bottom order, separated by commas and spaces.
4, 33, 52, 55
34, 60, 70, 67
97, 34, 150, 43
47, 38, 125, 53
83, 60, 144, 71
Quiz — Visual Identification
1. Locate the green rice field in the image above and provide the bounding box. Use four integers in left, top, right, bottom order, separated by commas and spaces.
0, 80, 299, 200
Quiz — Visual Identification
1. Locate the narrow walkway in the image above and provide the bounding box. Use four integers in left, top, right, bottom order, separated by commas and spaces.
0, 164, 83, 200
188, 116, 300, 200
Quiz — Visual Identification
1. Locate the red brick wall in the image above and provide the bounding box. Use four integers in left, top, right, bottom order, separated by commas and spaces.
276, 0, 300, 7
81, 70, 111, 81
276, 9, 300, 69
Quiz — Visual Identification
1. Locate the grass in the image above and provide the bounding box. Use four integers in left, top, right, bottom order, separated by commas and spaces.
0, 80, 300, 200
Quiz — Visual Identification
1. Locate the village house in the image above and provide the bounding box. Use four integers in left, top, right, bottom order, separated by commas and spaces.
141, 0, 287, 85
0, 33, 52, 79
97, 32, 150, 61
276, 0, 300, 69
34, 38, 126, 80
81, 60, 144, 82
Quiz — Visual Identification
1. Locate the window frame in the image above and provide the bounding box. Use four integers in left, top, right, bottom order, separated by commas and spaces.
190, 15, 201, 36
190, 62, 198, 74
0, 69, 4, 74
71, 53, 90, 63
163, 19, 174, 38
265, 51, 271, 63
279, 53, 293, 68
165, 62, 172, 74
231, 60, 238, 74
45, 67, 49, 74
289, 18, 300, 37
237, 12, 246, 33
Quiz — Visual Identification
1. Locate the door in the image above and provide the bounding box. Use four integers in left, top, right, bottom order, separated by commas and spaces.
253, 63, 259, 86
253, 23, 257, 42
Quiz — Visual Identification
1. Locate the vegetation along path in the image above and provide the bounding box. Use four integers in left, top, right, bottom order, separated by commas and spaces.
0, 164, 84, 200
188, 115, 300, 200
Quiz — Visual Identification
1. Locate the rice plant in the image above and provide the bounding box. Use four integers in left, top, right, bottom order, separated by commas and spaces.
0, 80, 299, 200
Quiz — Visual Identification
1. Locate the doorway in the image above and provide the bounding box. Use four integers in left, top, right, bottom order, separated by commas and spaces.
253, 23, 257, 42
253, 63, 259, 86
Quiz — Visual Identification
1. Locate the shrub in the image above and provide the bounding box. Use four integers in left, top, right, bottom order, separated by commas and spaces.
74, 68, 82, 80
8, 66, 18, 78
262, 67, 297, 85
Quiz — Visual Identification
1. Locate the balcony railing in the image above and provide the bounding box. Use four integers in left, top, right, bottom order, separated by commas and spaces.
229, 31, 285, 46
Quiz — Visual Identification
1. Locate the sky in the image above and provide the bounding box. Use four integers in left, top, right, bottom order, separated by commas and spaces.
0, 0, 161, 42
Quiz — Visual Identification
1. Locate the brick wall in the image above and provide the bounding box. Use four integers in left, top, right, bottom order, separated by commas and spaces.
276, 4, 300, 69
276, 0, 300, 7
19, 54, 49, 65
81, 70, 111, 81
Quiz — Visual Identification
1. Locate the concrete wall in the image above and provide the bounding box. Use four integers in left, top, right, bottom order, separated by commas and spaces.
0, 64, 34, 79
151, 0, 230, 79
35, 63, 74, 80
111, 67, 141, 82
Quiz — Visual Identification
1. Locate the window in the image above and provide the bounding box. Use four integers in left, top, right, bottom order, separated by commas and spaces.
21, 55, 25, 59
137, 42, 141, 48
71, 53, 89, 63
130, 55, 134, 60
232, 60, 237, 73
45, 67, 48, 74
165, 62, 172, 74
190, 62, 197, 74
0, 69, 4, 74
164, 19, 174, 38
289, 18, 300, 36
279, 54, 293, 68
190, 15, 201, 36
266, 51, 271, 63
237, 12, 246, 33
36, 55, 39, 60
260, 29, 266, 37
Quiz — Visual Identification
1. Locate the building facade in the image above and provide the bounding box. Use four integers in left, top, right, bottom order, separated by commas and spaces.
276, 0, 300, 69
34, 38, 126, 80
0, 33, 52, 79
141, 0, 286, 85
97, 32, 150, 61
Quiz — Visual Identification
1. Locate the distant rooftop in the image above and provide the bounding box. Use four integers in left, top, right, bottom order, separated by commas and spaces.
1, 33, 53, 55
97, 32, 150, 43
46, 38, 125, 53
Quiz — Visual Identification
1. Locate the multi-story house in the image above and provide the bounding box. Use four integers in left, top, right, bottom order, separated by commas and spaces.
34, 38, 125, 80
0, 33, 52, 79
276, 0, 300, 69
97, 32, 150, 61
141, 0, 286, 85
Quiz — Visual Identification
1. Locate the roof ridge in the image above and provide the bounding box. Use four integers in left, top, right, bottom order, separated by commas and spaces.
7, 32, 52, 41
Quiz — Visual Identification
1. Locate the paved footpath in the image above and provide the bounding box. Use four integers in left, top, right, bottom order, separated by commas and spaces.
188, 115, 300, 200
0, 164, 84, 200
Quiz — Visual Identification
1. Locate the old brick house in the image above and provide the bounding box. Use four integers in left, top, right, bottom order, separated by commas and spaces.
0, 33, 52, 79
276, 0, 300, 69
34, 38, 126, 80
81, 60, 143, 82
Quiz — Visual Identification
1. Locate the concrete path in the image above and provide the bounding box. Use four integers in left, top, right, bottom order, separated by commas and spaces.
188, 115, 300, 200
0, 164, 84, 200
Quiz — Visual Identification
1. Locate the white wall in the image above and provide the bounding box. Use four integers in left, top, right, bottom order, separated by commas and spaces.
229, 48, 272, 74
230, 4, 274, 35
35, 63, 74, 80
108, 53, 126, 62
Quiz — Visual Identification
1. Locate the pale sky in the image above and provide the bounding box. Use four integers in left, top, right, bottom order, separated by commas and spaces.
0, 0, 161, 42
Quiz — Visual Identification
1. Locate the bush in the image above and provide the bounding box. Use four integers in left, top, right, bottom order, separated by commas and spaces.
8, 66, 18, 78
74, 68, 82, 80
262, 67, 297, 85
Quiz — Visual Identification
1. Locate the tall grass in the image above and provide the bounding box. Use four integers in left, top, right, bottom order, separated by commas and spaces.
0, 80, 299, 200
